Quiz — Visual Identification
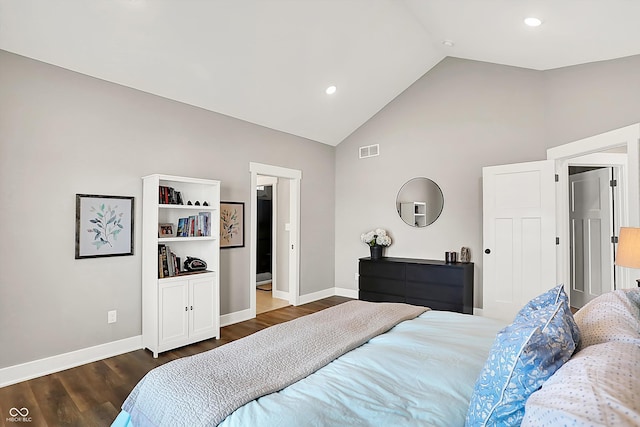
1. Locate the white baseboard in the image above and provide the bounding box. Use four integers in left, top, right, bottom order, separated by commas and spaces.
220, 308, 253, 327
296, 287, 358, 305
473, 308, 484, 316
334, 287, 358, 299
273, 290, 290, 301
0, 335, 142, 389
2, 288, 359, 388
297, 288, 336, 305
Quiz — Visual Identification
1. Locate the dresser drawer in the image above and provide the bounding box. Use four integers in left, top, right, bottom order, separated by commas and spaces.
359, 260, 406, 280
406, 264, 465, 286
359, 277, 405, 296
406, 281, 463, 304
360, 291, 405, 304
406, 296, 464, 313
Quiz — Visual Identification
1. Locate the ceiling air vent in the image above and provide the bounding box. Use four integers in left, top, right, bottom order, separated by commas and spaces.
359, 144, 380, 159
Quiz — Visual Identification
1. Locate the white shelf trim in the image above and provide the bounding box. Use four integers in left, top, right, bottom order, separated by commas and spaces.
158, 236, 217, 243
159, 204, 217, 211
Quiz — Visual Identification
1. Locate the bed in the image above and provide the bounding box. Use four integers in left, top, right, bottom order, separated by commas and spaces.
112, 287, 640, 427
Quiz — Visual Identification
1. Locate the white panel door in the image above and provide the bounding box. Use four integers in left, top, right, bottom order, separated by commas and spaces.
483, 160, 556, 322
569, 168, 614, 308
159, 281, 189, 346
189, 275, 217, 339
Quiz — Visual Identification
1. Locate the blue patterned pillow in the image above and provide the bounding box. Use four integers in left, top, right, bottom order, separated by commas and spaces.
517, 284, 565, 315
465, 299, 577, 426
516, 284, 581, 346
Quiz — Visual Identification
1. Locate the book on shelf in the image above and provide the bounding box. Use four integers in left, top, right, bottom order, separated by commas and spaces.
158, 186, 183, 205
174, 212, 211, 237
199, 211, 211, 236
158, 244, 169, 278
158, 244, 181, 278
176, 218, 187, 237
167, 245, 175, 277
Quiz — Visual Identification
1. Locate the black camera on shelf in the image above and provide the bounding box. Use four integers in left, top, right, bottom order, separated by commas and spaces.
184, 257, 207, 271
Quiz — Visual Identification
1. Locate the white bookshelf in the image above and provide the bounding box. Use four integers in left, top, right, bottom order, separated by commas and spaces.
400, 201, 427, 227
142, 174, 221, 357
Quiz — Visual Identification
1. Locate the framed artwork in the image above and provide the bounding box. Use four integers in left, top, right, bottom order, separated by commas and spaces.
75, 194, 134, 259
220, 201, 245, 248
158, 223, 175, 237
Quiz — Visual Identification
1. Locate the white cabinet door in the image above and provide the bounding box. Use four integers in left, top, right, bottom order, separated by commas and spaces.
159, 281, 189, 347
483, 160, 557, 322
189, 275, 217, 340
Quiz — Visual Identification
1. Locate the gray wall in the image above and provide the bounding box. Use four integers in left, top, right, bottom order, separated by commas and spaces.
0, 50, 335, 369
544, 54, 640, 146
3, 46, 640, 370
335, 58, 547, 308
334, 55, 640, 308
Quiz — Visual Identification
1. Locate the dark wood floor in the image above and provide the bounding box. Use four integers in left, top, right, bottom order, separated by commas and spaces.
0, 296, 352, 427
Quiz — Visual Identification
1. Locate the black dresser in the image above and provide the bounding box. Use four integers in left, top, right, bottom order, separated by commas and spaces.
359, 257, 474, 314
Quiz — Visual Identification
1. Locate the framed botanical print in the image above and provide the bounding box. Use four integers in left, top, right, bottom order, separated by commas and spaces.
220, 201, 244, 248
75, 194, 134, 259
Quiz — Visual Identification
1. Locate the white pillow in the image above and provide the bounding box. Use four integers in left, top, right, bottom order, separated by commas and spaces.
573, 289, 640, 349
522, 341, 640, 426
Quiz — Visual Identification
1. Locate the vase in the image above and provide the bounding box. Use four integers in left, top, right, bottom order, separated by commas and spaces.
370, 245, 384, 260
460, 246, 471, 263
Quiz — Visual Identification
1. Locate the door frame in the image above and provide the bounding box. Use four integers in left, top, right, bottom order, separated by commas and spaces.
548, 123, 640, 293
249, 162, 301, 318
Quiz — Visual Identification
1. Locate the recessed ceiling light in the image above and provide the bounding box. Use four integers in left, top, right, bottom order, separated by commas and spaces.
524, 17, 542, 27
325, 85, 337, 95
442, 40, 455, 47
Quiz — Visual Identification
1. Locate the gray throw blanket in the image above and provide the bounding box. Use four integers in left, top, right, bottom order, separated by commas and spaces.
122, 300, 428, 426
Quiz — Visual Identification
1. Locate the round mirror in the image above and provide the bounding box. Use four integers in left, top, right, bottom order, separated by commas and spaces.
396, 177, 444, 227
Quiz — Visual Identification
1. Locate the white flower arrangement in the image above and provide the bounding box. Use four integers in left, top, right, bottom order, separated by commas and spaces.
360, 228, 392, 247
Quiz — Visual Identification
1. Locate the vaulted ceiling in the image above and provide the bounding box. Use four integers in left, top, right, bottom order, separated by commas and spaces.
2, 1, 639, 145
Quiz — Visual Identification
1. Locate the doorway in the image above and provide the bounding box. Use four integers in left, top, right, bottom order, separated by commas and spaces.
482, 124, 639, 321
549, 124, 639, 308
255, 175, 289, 314
249, 162, 302, 319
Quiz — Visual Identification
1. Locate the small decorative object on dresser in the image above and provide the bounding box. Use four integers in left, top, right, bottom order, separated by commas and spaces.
360, 228, 392, 260
460, 246, 471, 263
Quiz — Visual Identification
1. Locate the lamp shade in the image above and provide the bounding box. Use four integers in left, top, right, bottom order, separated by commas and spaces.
615, 227, 640, 268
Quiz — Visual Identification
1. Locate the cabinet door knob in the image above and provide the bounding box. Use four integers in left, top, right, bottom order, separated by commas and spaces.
190, 306, 193, 311
484, 249, 491, 254
185, 307, 188, 311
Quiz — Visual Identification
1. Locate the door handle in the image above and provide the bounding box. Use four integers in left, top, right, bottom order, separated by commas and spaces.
484, 249, 491, 254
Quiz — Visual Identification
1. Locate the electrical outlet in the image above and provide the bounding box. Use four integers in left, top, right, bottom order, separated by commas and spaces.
108, 310, 117, 324
354, 272, 359, 281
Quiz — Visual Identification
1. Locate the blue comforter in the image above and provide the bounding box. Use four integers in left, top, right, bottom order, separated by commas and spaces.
113, 311, 504, 427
